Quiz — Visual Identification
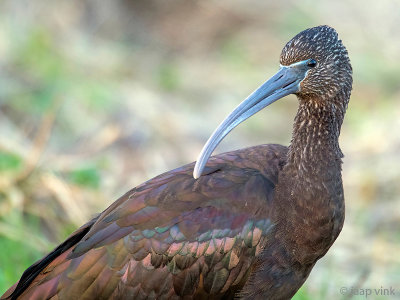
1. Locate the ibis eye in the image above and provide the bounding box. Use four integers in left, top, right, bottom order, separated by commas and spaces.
307, 59, 317, 68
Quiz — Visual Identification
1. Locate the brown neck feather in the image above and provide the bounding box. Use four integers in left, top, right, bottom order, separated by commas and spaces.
287, 96, 345, 173
274, 91, 349, 265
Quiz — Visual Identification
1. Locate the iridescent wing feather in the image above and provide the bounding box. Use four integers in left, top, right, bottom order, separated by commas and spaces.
3, 144, 286, 299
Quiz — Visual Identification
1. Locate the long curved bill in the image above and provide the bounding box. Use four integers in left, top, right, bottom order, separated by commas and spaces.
193, 62, 310, 179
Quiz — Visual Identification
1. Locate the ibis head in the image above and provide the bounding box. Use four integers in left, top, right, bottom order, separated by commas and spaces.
193, 25, 352, 179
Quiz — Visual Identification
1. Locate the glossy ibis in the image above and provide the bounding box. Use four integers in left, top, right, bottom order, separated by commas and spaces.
2, 25, 352, 299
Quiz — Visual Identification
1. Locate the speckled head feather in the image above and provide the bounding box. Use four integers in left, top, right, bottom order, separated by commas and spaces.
280, 25, 352, 102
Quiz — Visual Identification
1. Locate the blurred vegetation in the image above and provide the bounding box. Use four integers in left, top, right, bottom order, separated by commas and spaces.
0, 0, 399, 298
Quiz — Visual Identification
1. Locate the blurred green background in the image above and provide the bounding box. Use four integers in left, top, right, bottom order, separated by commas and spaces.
0, 0, 399, 298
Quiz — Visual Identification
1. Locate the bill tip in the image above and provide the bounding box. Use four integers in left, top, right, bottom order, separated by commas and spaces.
193, 170, 200, 179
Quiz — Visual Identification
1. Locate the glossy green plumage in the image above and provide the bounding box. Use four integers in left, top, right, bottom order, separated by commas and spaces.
3, 145, 285, 299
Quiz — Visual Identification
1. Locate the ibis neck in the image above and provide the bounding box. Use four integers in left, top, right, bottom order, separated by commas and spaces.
287, 97, 345, 171
274, 94, 348, 265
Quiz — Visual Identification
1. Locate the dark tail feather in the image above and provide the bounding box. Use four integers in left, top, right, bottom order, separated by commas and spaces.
2, 217, 97, 300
